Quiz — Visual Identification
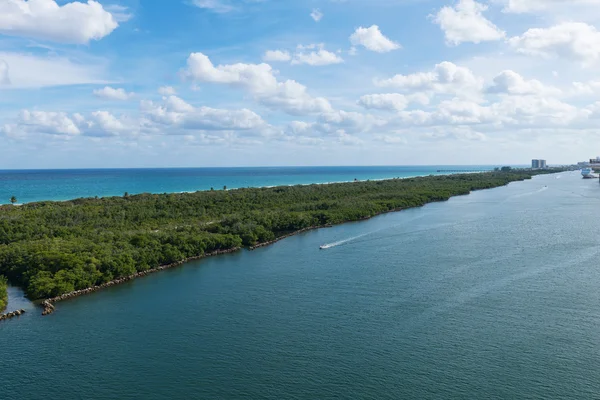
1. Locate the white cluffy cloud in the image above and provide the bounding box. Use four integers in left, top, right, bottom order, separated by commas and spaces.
264, 45, 343, 66
1, 96, 269, 139
1, 110, 133, 137
433, 0, 505, 45
292, 44, 343, 66
498, 0, 600, 13
191, 0, 234, 13
0, 0, 119, 44
509, 22, 600, 64
350, 25, 401, 53
0, 52, 108, 88
310, 8, 323, 22
486, 70, 561, 95
263, 50, 292, 62
375, 61, 484, 100
141, 95, 267, 132
182, 52, 333, 115
0, 60, 10, 85
358, 93, 429, 112
158, 86, 177, 96
93, 86, 135, 101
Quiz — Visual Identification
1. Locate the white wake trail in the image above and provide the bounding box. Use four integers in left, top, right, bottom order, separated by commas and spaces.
320, 232, 371, 249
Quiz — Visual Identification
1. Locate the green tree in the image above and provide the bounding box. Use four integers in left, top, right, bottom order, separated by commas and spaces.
0, 168, 562, 300
10, 196, 17, 205
0, 275, 7, 312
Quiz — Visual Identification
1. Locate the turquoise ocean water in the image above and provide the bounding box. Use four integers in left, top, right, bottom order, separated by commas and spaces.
2, 170, 600, 399
0, 166, 499, 204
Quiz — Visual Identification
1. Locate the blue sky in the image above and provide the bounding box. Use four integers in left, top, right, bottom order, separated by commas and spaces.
1, 0, 600, 168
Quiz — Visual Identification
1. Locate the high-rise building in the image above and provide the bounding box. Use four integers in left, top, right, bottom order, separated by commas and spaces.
532, 159, 547, 169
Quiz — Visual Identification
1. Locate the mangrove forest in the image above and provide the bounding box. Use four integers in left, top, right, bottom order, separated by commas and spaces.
0, 169, 560, 301
0, 276, 7, 312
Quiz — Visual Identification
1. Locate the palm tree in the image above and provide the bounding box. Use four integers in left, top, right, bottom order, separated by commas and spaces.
10, 196, 17, 205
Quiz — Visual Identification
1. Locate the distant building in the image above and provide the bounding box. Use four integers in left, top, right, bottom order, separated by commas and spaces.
531, 159, 547, 169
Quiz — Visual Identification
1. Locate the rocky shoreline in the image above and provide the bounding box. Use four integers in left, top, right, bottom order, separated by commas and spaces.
39, 225, 338, 316
0, 309, 26, 322
41, 247, 241, 316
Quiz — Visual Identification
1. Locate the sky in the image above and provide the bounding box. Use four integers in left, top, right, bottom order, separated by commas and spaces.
1, 0, 600, 168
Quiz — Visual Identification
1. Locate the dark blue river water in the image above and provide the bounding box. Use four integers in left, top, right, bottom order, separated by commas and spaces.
2, 171, 599, 399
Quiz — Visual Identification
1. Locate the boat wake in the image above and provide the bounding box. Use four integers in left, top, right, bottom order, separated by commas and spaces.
320, 233, 371, 249
506, 185, 548, 200
319, 212, 434, 250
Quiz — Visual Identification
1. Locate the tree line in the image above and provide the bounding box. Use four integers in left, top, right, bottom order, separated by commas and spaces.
0, 276, 7, 312
0, 169, 561, 300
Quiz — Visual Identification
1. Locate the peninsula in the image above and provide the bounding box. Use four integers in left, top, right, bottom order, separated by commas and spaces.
0, 169, 560, 313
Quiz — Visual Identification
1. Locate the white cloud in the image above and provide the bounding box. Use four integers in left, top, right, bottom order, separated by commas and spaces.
263, 50, 292, 62
16, 110, 80, 136
492, 96, 583, 126
310, 8, 323, 22
1, 95, 269, 140
104, 4, 132, 23
1, 109, 134, 137
317, 110, 386, 134
349, 25, 401, 53
264, 45, 343, 66
386, 94, 588, 130
509, 22, 600, 64
158, 86, 177, 96
0, 60, 9, 85
141, 95, 267, 132
191, 0, 234, 13
182, 52, 333, 115
498, 0, 600, 13
358, 93, 430, 112
433, 0, 505, 45
292, 46, 344, 66
375, 62, 484, 100
570, 80, 600, 96
78, 111, 133, 137
0, 52, 108, 88
93, 86, 135, 101
0, 0, 119, 44
358, 93, 410, 111
486, 70, 561, 95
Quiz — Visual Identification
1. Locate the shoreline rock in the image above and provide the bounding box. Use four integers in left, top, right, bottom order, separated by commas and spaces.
0, 309, 26, 322
41, 247, 240, 316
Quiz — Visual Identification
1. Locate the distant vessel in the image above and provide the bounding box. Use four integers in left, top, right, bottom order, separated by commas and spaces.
319, 245, 326, 250
581, 168, 597, 179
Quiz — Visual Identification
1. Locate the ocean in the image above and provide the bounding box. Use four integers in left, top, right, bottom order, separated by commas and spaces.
2, 170, 600, 399
0, 166, 499, 204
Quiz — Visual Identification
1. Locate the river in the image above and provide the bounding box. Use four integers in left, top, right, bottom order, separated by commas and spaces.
2, 171, 599, 399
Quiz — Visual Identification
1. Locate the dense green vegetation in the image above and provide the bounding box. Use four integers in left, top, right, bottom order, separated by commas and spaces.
0, 169, 560, 300
0, 276, 7, 312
